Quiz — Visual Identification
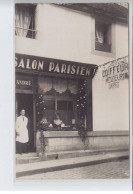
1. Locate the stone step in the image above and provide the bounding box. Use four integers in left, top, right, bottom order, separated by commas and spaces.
16, 147, 128, 164
16, 152, 38, 164
44, 147, 128, 160
16, 152, 37, 157
16, 151, 129, 178
16, 156, 40, 164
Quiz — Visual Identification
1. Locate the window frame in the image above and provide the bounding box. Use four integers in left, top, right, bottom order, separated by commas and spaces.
91, 15, 116, 58
95, 20, 111, 53
15, 4, 37, 39
37, 75, 93, 131
43, 95, 77, 126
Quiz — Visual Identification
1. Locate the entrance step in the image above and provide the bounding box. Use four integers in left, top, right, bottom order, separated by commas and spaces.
16, 151, 129, 178
16, 152, 37, 157
16, 153, 39, 164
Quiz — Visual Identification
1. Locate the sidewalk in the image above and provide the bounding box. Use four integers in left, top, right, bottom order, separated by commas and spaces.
17, 159, 129, 179
16, 150, 129, 178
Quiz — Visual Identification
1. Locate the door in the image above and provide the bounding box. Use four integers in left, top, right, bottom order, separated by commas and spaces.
16, 93, 35, 152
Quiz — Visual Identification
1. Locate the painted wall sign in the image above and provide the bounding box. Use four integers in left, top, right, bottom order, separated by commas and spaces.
101, 56, 129, 89
16, 76, 33, 90
15, 54, 98, 78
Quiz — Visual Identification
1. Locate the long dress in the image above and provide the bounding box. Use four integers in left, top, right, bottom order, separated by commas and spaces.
15, 115, 29, 153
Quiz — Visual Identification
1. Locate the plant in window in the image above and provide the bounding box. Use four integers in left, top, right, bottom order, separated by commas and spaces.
39, 117, 50, 131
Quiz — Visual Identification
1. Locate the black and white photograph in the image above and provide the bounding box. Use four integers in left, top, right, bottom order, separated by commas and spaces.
15, 2, 130, 180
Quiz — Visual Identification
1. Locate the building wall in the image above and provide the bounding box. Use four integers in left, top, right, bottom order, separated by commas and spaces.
36, 131, 129, 154
92, 22, 129, 131
15, 4, 129, 132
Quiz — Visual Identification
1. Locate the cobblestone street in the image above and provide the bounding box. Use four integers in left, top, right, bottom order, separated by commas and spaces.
19, 159, 130, 180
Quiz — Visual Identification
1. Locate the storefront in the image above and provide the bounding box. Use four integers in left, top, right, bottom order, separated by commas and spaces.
15, 53, 98, 153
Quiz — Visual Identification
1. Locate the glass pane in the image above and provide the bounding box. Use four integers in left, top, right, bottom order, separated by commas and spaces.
57, 100, 73, 111
67, 101, 73, 111
44, 110, 54, 124
57, 101, 67, 110
44, 100, 55, 110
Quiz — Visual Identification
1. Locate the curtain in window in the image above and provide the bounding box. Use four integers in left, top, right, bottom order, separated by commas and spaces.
68, 80, 78, 94
38, 77, 78, 95
95, 26, 104, 43
53, 78, 67, 94
15, 6, 32, 37
38, 77, 52, 93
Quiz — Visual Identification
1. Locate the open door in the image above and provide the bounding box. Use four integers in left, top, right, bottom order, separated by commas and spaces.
16, 93, 35, 152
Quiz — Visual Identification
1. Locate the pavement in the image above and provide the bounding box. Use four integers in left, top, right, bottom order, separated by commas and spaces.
16, 150, 129, 179
17, 159, 130, 179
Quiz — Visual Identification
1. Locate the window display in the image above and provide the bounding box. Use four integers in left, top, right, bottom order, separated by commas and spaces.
37, 76, 87, 131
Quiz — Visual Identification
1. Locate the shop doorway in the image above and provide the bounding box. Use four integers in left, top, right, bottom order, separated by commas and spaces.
16, 93, 35, 152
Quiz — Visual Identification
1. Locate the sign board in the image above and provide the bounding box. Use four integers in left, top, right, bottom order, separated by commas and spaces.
101, 56, 129, 89
15, 54, 98, 78
16, 76, 33, 90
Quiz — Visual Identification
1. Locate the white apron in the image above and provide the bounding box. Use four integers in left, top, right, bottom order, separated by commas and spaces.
15, 115, 29, 143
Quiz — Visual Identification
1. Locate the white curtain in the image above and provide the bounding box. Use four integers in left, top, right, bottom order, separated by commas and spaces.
38, 77, 78, 95
38, 77, 52, 93
68, 80, 78, 94
95, 26, 104, 43
15, 6, 32, 37
53, 78, 67, 94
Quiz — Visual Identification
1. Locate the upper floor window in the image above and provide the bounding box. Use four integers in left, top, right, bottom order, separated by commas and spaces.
15, 4, 36, 39
95, 20, 111, 52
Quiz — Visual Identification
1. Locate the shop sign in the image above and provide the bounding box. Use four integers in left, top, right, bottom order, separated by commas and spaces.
16, 76, 33, 90
101, 56, 129, 89
15, 54, 98, 78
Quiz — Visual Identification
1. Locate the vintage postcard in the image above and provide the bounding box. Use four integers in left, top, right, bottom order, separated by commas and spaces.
15, 2, 130, 180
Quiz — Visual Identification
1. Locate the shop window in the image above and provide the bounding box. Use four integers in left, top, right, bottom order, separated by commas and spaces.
15, 4, 36, 39
38, 77, 80, 130
95, 20, 111, 52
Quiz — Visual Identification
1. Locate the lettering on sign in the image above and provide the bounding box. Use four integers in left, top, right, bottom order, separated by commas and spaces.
16, 77, 33, 90
15, 54, 98, 78
101, 56, 129, 89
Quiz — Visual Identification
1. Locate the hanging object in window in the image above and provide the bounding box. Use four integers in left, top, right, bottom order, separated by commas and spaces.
95, 27, 104, 43
95, 20, 111, 53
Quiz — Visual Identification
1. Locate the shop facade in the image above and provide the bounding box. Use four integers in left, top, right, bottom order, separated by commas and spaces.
15, 3, 129, 155
15, 53, 98, 153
